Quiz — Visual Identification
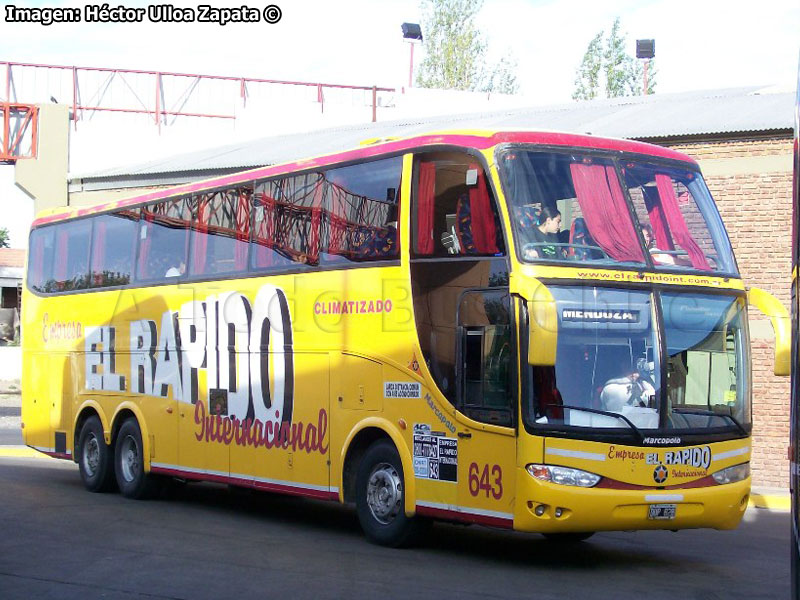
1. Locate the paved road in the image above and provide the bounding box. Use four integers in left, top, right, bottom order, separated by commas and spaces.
0, 393, 790, 599
0, 451, 789, 600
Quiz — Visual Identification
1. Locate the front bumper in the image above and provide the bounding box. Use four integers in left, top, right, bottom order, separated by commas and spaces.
514, 467, 750, 533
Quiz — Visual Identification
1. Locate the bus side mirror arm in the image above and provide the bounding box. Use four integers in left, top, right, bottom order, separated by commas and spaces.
747, 287, 790, 377
526, 296, 558, 367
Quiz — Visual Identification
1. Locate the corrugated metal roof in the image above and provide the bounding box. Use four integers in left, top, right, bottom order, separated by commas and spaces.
75, 86, 793, 182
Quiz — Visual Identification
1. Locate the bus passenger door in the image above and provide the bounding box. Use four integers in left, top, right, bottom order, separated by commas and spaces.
455, 290, 517, 526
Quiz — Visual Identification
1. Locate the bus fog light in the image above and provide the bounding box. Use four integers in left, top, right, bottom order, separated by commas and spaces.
534, 504, 547, 516
554, 507, 563, 518
526, 464, 601, 488
712, 463, 750, 485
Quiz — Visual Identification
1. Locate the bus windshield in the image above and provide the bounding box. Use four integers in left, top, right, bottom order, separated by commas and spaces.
498, 149, 737, 275
525, 286, 750, 434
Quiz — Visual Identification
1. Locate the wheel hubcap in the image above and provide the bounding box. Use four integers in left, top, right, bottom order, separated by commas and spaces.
366, 462, 402, 525
83, 434, 100, 477
120, 434, 140, 483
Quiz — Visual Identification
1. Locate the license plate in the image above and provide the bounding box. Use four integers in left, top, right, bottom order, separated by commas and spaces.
648, 504, 676, 520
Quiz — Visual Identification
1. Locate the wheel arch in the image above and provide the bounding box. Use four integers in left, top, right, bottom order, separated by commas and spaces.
339, 418, 416, 516
73, 400, 111, 461
109, 402, 152, 471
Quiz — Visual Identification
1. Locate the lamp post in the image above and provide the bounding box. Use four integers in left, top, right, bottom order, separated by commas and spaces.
636, 39, 655, 95
401, 23, 423, 89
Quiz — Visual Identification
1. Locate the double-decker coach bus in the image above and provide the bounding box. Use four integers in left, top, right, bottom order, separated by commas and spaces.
23, 129, 790, 546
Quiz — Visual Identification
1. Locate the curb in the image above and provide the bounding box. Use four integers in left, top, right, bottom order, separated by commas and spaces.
749, 491, 790, 511
0, 446, 54, 459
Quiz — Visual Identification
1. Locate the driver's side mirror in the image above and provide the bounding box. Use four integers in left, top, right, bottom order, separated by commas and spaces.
747, 287, 790, 376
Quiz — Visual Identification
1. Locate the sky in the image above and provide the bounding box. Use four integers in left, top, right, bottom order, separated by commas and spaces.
1, 0, 799, 247
3, 0, 798, 100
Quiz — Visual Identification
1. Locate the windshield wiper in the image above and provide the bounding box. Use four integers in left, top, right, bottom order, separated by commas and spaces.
671, 407, 748, 436
558, 404, 644, 443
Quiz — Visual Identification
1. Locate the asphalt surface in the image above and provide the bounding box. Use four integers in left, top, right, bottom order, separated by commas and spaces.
0, 392, 791, 600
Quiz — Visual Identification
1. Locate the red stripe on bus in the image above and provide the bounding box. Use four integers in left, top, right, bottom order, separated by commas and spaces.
595, 474, 719, 490
150, 465, 338, 501
38, 450, 72, 460
415, 504, 514, 529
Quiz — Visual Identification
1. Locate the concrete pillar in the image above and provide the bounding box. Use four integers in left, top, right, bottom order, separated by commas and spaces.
14, 103, 70, 213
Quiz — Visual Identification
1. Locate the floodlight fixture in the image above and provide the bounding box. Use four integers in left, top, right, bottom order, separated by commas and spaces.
402, 22, 423, 41
636, 39, 655, 59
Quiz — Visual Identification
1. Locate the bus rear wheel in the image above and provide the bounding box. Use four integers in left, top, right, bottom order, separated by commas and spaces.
355, 439, 427, 547
114, 418, 160, 499
77, 416, 116, 492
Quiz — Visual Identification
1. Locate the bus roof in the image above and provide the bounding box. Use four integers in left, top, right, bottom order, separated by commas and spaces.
35, 129, 697, 227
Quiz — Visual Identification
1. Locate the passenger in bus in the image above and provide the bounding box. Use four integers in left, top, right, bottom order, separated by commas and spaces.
641, 224, 676, 266
518, 205, 565, 260
165, 260, 186, 277
600, 361, 656, 413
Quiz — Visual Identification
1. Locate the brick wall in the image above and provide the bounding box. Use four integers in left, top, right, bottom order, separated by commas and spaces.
661, 135, 792, 488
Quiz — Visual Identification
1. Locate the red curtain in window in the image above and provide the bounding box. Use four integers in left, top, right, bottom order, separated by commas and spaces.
569, 164, 644, 263
642, 186, 674, 250
31, 236, 45, 288
655, 174, 711, 270
234, 191, 250, 270
54, 229, 69, 281
416, 162, 436, 254
91, 221, 106, 285
138, 211, 154, 278
193, 197, 209, 274
468, 164, 498, 254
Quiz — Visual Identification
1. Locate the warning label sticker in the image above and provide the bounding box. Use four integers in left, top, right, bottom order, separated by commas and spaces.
413, 434, 457, 482
384, 382, 422, 399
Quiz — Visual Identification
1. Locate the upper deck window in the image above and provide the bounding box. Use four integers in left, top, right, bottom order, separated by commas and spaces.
623, 162, 736, 274
498, 149, 737, 275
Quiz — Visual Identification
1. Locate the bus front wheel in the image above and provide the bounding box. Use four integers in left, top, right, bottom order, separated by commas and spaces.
114, 418, 159, 499
355, 439, 427, 547
77, 415, 116, 492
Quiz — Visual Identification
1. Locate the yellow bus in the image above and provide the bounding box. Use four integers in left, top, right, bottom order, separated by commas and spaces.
22, 129, 790, 546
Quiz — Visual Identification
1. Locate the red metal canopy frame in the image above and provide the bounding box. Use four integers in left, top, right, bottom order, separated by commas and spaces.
0, 102, 38, 163
2, 61, 394, 131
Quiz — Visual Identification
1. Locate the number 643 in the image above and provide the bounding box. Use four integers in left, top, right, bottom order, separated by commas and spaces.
468, 462, 502, 499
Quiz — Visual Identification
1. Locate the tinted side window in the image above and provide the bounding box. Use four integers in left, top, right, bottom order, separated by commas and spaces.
458, 290, 514, 426
28, 227, 56, 293
190, 187, 251, 277
252, 174, 321, 269
137, 198, 192, 281
252, 157, 403, 271
90, 210, 139, 288
52, 220, 92, 291
321, 157, 402, 265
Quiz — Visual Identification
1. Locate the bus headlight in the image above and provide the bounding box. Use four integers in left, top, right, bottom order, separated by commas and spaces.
526, 464, 601, 487
711, 463, 750, 485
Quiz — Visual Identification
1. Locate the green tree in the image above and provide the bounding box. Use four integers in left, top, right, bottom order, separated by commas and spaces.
416, 0, 519, 94
484, 54, 520, 95
0, 227, 9, 249
572, 18, 656, 100
572, 32, 604, 100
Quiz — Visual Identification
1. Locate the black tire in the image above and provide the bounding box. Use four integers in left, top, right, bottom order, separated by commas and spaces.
114, 418, 160, 499
77, 416, 116, 492
355, 439, 427, 547
542, 532, 595, 543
